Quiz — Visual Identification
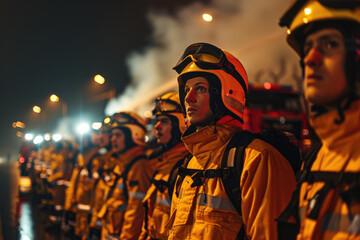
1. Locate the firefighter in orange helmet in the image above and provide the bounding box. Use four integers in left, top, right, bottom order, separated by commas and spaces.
279, 0, 360, 239
97, 111, 153, 240
139, 92, 190, 240
166, 42, 296, 239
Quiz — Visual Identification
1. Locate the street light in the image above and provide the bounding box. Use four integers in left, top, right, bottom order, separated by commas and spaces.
33, 106, 41, 114
49, 94, 67, 117
202, 13, 213, 22
94, 74, 105, 85
50, 94, 59, 103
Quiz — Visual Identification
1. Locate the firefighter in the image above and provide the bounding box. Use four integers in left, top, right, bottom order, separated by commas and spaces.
278, 0, 360, 239
97, 111, 153, 240
47, 140, 74, 226
64, 132, 100, 239
139, 92, 190, 240
166, 42, 297, 239
89, 123, 113, 239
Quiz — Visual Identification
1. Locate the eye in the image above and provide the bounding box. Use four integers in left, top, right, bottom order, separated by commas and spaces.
184, 87, 190, 94
197, 86, 207, 93
161, 119, 170, 125
324, 40, 339, 50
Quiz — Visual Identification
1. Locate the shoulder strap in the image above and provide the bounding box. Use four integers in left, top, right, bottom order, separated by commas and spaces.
107, 154, 146, 201
168, 154, 192, 199
220, 130, 256, 216
276, 140, 322, 240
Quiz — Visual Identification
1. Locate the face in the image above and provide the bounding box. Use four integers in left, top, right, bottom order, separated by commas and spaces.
184, 77, 214, 129
154, 115, 172, 145
111, 129, 125, 154
303, 28, 347, 110
98, 132, 111, 148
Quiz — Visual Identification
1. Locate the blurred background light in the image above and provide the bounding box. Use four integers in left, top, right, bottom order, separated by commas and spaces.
43, 133, 51, 141
202, 13, 213, 22
52, 133, 62, 142
92, 122, 102, 130
76, 123, 90, 135
33, 135, 44, 144
24, 133, 34, 141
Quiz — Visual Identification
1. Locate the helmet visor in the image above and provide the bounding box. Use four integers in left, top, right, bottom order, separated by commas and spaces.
152, 98, 182, 115
111, 112, 146, 131
173, 42, 247, 95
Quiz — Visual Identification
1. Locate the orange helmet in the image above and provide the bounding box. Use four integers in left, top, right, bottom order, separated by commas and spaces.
173, 42, 248, 123
110, 111, 146, 147
152, 92, 186, 134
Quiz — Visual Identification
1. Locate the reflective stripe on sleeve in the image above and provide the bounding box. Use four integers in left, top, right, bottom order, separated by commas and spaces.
56, 179, 66, 186
322, 213, 360, 234
104, 233, 120, 240
117, 182, 125, 190
197, 193, 237, 211
77, 204, 91, 211
128, 191, 146, 200
156, 194, 171, 207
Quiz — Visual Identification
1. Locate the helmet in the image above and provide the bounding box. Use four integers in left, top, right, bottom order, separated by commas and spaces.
152, 92, 186, 134
280, 0, 360, 121
110, 111, 146, 147
279, 0, 360, 56
173, 42, 248, 123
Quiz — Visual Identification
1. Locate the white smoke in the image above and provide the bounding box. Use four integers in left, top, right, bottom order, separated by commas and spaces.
105, 0, 301, 117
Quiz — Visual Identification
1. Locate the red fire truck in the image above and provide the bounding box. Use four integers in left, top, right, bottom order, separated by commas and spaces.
243, 82, 311, 153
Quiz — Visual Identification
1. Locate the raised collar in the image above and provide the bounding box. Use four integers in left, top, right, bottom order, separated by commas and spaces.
181, 122, 242, 158
310, 100, 360, 150
112, 146, 145, 166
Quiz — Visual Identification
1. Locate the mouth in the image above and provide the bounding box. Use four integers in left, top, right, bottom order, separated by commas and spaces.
186, 107, 196, 114
306, 74, 323, 83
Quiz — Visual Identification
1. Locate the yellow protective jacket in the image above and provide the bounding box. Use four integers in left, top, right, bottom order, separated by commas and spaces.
297, 100, 360, 240
90, 149, 113, 229
97, 146, 153, 240
64, 146, 100, 211
47, 151, 73, 207
167, 121, 296, 240
140, 143, 190, 240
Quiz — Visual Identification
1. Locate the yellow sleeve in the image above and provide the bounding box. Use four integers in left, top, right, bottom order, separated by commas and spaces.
241, 141, 296, 240
64, 167, 79, 210
120, 159, 153, 240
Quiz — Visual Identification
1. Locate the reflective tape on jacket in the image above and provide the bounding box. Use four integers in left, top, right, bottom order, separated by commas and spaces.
156, 194, 171, 207
104, 233, 120, 240
128, 191, 146, 200
55, 205, 64, 211
322, 212, 360, 235
77, 204, 91, 211
197, 193, 237, 212
56, 179, 66, 186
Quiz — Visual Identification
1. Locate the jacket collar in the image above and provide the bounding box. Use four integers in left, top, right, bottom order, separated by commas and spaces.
112, 146, 145, 166
181, 119, 242, 158
310, 100, 360, 149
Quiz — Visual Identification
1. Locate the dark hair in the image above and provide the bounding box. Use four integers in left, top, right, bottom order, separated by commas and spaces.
112, 126, 136, 152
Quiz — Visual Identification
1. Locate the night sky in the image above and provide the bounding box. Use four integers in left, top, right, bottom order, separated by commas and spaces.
0, 0, 209, 159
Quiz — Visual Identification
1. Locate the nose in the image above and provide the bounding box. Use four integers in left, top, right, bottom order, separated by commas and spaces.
304, 47, 322, 67
185, 88, 196, 103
